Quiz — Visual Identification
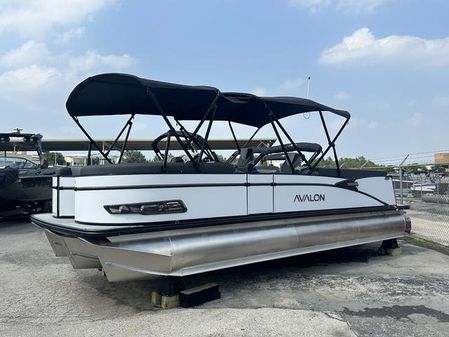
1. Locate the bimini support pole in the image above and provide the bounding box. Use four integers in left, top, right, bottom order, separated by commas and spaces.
190, 92, 220, 142
105, 114, 135, 157
318, 111, 340, 176
71, 116, 112, 164
228, 121, 240, 153
118, 116, 135, 164
87, 142, 92, 166
162, 131, 171, 170
263, 102, 309, 173
313, 112, 349, 176
197, 110, 216, 163
273, 118, 312, 172
226, 126, 261, 163
145, 88, 200, 171
175, 120, 197, 153
269, 115, 295, 173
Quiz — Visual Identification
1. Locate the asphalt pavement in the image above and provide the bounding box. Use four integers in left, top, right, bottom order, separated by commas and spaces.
1, 219, 449, 337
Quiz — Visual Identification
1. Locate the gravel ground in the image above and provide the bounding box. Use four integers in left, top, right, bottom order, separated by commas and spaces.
1, 219, 449, 337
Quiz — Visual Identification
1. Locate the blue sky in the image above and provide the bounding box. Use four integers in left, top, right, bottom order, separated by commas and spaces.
0, 0, 448, 163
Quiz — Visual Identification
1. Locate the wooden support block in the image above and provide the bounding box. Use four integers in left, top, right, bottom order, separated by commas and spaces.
386, 247, 402, 256
161, 294, 179, 309
179, 283, 220, 308
151, 291, 161, 306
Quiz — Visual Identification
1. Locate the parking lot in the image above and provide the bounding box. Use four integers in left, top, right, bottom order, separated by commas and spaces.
1, 219, 449, 337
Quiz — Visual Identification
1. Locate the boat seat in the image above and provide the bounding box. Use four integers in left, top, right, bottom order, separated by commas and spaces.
53, 166, 83, 177
255, 166, 279, 173
280, 153, 301, 173
235, 148, 255, 173
170, 156, 185, 163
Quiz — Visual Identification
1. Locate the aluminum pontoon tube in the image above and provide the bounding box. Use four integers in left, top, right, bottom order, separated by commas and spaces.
37, 209, 407, 282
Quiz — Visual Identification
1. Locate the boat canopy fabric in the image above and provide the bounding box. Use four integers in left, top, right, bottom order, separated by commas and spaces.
66, 73, 350, 128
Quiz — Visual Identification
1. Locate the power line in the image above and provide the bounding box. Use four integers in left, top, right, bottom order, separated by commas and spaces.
368, 149, 449, 162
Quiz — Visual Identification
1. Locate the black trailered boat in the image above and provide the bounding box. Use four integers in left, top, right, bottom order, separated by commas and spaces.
0, 132, 55, 217
32, 73, 411, 282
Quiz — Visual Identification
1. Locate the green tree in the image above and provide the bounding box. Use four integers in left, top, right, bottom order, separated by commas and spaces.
122, 150, 147, 163
151, 154, 162, 162
317, 155, 392, 171
404, 164, 429, 174
340, 156, 377, 168
317, 156, 335, 168
45, 151, 66, 166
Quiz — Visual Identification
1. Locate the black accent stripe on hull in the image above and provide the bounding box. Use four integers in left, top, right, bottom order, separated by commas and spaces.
58, 182, 389, 207
32, 205, 398, 238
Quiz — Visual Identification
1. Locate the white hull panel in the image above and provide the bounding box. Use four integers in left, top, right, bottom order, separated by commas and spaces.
52, 174, 397, 224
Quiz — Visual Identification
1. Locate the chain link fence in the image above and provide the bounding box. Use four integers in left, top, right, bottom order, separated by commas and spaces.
393, 168, 449, 247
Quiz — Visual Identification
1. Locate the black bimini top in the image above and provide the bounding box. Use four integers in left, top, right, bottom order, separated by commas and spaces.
66, 73, 350, 128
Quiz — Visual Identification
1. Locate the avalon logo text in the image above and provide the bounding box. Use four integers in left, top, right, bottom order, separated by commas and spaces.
294, 193, 325, 203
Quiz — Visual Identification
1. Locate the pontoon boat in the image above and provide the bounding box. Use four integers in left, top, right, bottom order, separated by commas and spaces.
32, 74, 411, 282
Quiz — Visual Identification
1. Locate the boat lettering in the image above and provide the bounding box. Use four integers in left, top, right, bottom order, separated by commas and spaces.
293, 193, 325, 203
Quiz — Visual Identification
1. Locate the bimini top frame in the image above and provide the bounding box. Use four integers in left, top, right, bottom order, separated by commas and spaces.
66, 73, 350, 174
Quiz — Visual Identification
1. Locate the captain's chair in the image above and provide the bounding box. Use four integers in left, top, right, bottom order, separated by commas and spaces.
235, 148, 255, 173
280, 153, 301, 173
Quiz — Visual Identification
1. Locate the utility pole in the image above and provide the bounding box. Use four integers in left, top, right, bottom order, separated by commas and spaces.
399, 154, 409, 204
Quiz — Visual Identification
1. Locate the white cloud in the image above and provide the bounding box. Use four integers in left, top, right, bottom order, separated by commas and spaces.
405, 112, 424, 128
57, 27, 86, 44
0, 49, 134, 102
69, 50, 135, 74
278, 78, 305, 94
0, 0, 133, 98
0, 41, 49, 68
336, 0, 386, 12
251, 87, 268, 96
348, 117, 381, 130
0, 0, 114, 38
0, 65, 60, 93
289, 0, 387, 13
319, 27, 449, 67
432, 95, 449, 108
333, 91, 350, 101
251, 77, 305, 97
289, 0, 330, 13
0, 40, 134, 94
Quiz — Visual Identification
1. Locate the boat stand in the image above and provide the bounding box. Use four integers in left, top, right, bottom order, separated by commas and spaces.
378, 239, 402, 256
151, 277, 221, 309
